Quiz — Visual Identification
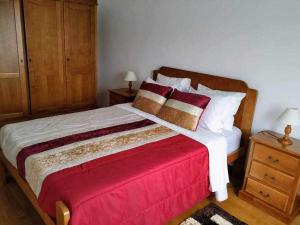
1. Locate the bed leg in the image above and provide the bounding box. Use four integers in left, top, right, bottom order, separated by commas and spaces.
56, 201, 70, 225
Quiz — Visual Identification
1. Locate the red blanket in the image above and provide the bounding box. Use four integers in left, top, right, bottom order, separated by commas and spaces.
18, 119, 210, 225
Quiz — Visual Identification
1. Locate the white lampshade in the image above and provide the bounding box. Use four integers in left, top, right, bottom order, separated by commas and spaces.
124, 71, 137, 82
277, 108, 300, 126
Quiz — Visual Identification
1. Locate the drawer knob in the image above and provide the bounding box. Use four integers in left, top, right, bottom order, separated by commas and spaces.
267, 156, 279, 163
259, 190, 270, 198
264, 173, 276, 181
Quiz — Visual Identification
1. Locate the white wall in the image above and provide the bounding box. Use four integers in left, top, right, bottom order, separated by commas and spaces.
98, 0, 300, 138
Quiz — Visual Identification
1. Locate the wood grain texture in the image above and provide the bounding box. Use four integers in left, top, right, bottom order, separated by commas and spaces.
253, 143, 299, 175
14, 0, 30, 118
252, 131, 300, 157
63, 0, 97, 5
249, 161, 295, 194
56, 201, 70, 225
0, 181, 44, 225
246, 178, 289, 211
0, 0, 29, 121
0, 151, 55, 225
227, 148, 243, 164
0, 0, 19, 73
108, 88, 137, 106
22, 0, 98, 114
23, 0, 66, 114
1, 148, 81, 225
239, 131, 300, 224
167, 185, 300, 225
64, 2, 97, 109
0, 73, 19, 79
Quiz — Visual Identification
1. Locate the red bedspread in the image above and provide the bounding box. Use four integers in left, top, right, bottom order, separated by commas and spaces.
14, 118, 210, 225
40, 134, 209, 225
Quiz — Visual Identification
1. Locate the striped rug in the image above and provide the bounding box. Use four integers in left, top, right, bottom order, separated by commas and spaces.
180, 203, 247, 225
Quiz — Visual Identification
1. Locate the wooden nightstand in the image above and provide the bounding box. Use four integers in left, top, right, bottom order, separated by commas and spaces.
108, 88, 137, 106
239, 131, 300, 224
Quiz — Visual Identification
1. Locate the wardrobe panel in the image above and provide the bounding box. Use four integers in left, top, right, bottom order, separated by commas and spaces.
64, 2, 96, 109
23, 0, 66, 114
0, 1, 19, 73
0, 0, 29, 120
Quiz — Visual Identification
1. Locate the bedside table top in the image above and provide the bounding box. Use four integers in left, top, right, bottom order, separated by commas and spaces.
251, 130, 300, 157
109, 88, 137, 98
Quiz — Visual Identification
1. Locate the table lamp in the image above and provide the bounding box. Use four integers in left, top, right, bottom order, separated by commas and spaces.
124, 71, 137, 94
277, 108, 300, 145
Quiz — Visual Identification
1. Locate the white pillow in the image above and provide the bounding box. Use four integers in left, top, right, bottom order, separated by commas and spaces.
197, 84, 246, 131
156, 73, 191, 92
145, 77, 159, 84
190, 87, 233, 133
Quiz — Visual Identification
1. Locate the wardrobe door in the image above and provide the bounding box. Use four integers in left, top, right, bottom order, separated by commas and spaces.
23, 0, 66, 114
64, 2, 97, 109
0, 0, 29, 121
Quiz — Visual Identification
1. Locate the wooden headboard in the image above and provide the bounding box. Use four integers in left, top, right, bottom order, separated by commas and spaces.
153, 66, 258, 146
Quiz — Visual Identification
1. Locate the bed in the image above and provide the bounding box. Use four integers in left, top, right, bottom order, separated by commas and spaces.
0, 67, 257, 225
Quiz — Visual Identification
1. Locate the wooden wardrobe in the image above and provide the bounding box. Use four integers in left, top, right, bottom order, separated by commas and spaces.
0, 0, 97, 123
0, 0, 29, 122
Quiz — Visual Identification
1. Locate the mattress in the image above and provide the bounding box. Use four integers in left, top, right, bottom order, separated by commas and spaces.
223, 126, 242, 154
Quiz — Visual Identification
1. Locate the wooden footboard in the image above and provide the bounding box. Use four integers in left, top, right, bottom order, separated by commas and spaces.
56, 201, 71, 225
0, 150, 70, 225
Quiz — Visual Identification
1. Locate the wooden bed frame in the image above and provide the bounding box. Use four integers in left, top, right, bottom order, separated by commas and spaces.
0, 66, 257, 225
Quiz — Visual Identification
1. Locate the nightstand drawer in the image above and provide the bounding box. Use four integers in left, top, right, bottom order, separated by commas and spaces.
253, 143, 299, 175
249, 161, 295, 193
239, 132, 300, 223
246, 178, 289, 211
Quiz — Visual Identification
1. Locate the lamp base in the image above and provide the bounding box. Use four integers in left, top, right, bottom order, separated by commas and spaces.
278, 137, 293, 146
278, 125, 293, 146
127, 81, 134, 95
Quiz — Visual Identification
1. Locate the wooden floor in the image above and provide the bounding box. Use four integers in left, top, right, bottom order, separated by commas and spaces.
0, 180, 43, 225
0, 181, 299, 225
167, 184, 300, 225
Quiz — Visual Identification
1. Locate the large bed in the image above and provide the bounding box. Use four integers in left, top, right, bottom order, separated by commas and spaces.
0, 67, 257, 225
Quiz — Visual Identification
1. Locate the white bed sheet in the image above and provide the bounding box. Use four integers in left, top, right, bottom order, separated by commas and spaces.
223, 126, 242, 154
117, 103, 229, 201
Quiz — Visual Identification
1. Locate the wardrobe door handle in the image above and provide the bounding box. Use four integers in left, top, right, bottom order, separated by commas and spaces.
66, 58, 70, 61
28, 58, 32, 63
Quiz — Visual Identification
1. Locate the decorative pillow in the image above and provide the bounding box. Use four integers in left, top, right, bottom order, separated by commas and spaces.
156, 73, 191, 92
157, 89, 210, 131
197, 84, 246, 131
132, 81, 172, 115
